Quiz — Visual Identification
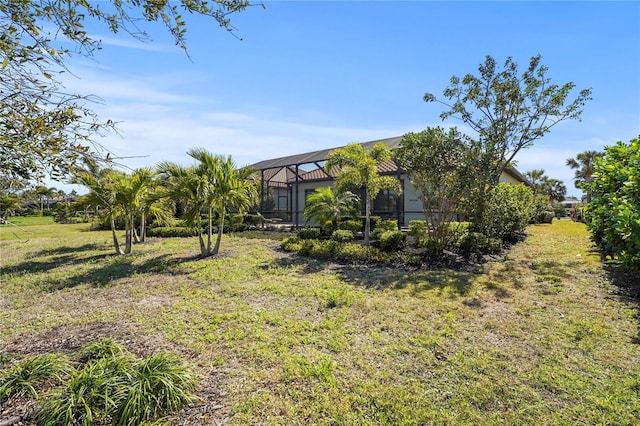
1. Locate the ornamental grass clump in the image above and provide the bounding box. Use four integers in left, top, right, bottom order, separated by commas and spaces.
77, 338, 127, 363
14, 340, 198, 426
0, 354, 72, 402
116, 352, 197, 425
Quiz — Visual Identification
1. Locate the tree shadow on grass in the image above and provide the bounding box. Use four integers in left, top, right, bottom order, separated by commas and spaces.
337, 266, 475, 297
269, 254, 475, 297
603, 263, 640, 344
34, 243, 107, 257
268, 255, 338, 275
41, 252, 195, 291
0, 253, 112, 275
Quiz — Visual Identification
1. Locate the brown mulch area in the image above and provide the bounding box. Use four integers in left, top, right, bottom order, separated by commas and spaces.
1, 322, 230, 425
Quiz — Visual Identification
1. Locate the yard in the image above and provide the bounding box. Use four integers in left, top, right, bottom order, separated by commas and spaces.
1, 220, 638, 424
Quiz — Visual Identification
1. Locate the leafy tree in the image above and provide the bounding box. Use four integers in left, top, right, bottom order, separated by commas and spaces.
395, 127, 473, 250
303, 187, 360, 233
1, 0, 253, 181
424, 55, 591, 223
584, 136, 639, 270
325, 143, 401, 246
566, 150, 603, 202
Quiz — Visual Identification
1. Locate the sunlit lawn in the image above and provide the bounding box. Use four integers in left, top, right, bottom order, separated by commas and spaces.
1, 219, 639, 424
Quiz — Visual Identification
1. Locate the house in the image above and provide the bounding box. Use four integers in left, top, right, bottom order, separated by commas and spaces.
248, 136, 531, 227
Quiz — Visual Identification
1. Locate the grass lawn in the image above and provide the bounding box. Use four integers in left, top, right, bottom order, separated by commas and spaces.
1, 220, 639, 424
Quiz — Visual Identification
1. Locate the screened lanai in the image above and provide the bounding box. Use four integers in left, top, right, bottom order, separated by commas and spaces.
248, 136, 404, 227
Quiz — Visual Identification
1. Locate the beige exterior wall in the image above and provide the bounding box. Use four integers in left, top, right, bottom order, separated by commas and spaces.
288, 170, 526, 227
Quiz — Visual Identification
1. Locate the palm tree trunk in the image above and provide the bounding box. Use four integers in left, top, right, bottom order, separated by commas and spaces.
212, 211, 225, 256
207, 208, 213, 254
198, 230, 207, 257
140, 212, 146, 242
124, 218, 133, 254
110, 215, 123, 255
364, 189, 371, 246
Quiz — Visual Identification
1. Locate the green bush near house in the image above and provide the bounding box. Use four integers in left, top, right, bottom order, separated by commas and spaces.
331, 230, 354, 243
584, 136, 640, 270
378, 230, 406, 252
298, 228, 322, 240
480, 183, 533, 242
337, 218, 363, 233
147, 227, 199, 238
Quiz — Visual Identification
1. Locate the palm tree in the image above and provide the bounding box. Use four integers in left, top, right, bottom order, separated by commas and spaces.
303, 187, 359, 232
524, 169, 548, 194
325, 143, 401, 245
158, 162, 210, 256
566, 150, 603, 202
73, 167, 125, 255
540, 178, 567, 202
188, 149, 257, 256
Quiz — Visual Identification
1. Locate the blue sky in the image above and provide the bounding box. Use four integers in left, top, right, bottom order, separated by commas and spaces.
56, 1, 640, 197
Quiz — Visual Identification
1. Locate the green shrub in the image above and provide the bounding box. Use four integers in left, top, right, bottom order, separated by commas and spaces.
331, 229, 354, 243
552, 201, 567, 218
376, 219, 398, 232
281, 236, 303, 252
243, 214, 264, 227
0, 354, 71, 402
147, 227, 199, 238
446, 221, 472, 240
299, 239, 320, 256
457, 232, 502, 254
378, 230, 406, 252
481, 183, 533, 241
419, 236, 444, 253
529, 194, 554, 224
457, 232, 489, 254
338, 219, 362, 233
408, 220, 429, 238
297, 227, 322, 240
584, 137, 640, 270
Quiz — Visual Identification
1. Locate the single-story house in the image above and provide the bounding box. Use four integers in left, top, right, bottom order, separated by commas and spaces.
248, 136, 530, 227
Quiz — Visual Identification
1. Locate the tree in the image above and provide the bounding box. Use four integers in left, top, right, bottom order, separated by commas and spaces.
303, 187, 360, 233
158, 163, 210, 256
584, 137, 639, 270
188, 149, 257, 256
395, 127, 473, 250
159, 150, 257, 257
424, 55, 591, 224
325, 143, 401, 245
540, 178, 566, 202
1, 0, 253, 181
566, 150, 603, 202
73, 167, 125, 255
525, 169, 566, 201
0, 194, 21, 220
524, 169, 547, 194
